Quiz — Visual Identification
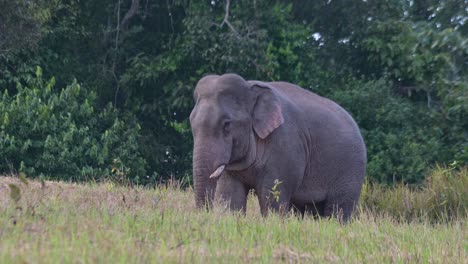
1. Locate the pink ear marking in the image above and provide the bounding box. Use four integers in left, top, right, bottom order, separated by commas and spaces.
252, 83, 284, 139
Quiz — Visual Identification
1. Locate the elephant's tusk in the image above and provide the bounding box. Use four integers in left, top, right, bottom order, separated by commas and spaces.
209, 165, 225, 179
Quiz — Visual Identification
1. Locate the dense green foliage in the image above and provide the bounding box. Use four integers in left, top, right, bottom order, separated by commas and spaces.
0, 68, 146, 182
0, 0, 466, 184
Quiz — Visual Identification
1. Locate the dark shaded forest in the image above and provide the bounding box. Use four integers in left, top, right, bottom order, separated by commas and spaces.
0, 0, 466, 185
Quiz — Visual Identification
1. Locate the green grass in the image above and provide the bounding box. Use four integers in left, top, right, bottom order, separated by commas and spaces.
0, 169, 466, 263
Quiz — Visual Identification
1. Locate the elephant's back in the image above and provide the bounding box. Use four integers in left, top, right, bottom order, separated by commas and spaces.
267, 81, 344, 114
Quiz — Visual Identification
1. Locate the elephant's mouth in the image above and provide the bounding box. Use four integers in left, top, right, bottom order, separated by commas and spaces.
209, 165, 225, 179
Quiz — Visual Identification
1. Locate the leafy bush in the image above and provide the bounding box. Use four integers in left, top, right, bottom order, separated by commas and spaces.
0, 68, 146, 183
331, 79, 451, 183
360, 166, 467, 222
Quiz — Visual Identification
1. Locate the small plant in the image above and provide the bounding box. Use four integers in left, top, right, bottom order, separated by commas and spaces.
7, 173, 31, 225
269, 179, 283, 202
110, 158, 131, 185
8, 184, 21, 204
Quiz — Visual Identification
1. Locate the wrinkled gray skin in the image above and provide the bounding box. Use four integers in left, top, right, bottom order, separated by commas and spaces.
190, 73, 366, 221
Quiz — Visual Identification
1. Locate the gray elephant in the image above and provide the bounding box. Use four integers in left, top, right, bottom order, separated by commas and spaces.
190, 73, 366, 221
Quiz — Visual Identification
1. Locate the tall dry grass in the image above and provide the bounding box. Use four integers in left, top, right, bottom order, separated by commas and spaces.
360, 166, 467, 222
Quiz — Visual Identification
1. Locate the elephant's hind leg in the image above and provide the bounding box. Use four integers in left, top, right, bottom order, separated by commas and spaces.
323, 193, 360, 222
304, 201, 325, 219
290, 203, 305, 217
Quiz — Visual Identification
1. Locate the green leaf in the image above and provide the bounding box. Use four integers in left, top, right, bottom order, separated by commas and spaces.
36, 66, 42, 78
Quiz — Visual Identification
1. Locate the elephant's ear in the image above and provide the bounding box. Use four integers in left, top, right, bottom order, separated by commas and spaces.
250, 81, 284, 139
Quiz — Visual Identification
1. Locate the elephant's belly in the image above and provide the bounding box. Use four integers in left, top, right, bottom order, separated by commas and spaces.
291, 187, 327, 205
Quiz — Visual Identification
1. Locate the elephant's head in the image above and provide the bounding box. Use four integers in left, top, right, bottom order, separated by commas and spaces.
190, 73, 284, 209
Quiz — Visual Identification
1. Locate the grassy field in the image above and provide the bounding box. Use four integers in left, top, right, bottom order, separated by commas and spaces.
0, 172, 466, 263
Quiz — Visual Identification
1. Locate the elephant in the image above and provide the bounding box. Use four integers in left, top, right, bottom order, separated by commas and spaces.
189, 73, 366, 221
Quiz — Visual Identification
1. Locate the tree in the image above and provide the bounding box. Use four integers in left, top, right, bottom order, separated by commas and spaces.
1, 0, 465, 184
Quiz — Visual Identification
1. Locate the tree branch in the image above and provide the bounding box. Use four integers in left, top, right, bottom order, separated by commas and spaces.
166, 0, 174, 35
219, 0, 240, 38
120, 0, 140, 30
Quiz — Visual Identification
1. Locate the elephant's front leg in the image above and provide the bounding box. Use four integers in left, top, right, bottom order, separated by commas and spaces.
256, 178, 292, 216
214, 174, 248, 213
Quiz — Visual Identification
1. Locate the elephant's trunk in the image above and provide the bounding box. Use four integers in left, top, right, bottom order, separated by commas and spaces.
192, 140, 231, 209
193, 147, 220, 209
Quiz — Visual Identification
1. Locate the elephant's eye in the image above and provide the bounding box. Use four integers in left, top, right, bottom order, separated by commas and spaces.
223, 121, 231, 135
